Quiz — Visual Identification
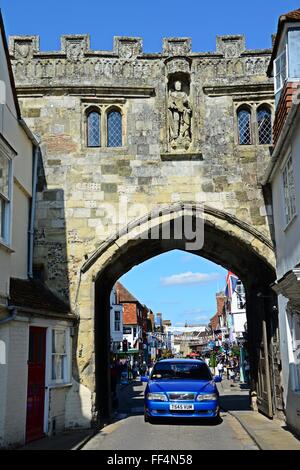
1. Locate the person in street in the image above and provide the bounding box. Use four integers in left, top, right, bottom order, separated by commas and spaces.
127, 362, 133, 381
209, 353, 217, 376
244, 358, 250, 384
132, 361, 138, 380
217, 359, 224, 379
140, 361, 147, 376
110, 360, 118, 409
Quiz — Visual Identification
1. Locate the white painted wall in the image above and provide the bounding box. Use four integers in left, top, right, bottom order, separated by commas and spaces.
0, 319, 29, 448
110, 285, 123, 346
0, 24, 33, 302
270, 106, 300, 436
271, 113, 300, 280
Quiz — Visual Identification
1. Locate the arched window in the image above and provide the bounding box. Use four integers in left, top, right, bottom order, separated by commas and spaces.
237, 107, 252, 145
87, 110, 100, 147
107, 110, 122, 147
257, 106, 272, 145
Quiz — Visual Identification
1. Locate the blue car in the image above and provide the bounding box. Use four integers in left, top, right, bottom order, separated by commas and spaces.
142, 359, 222, 423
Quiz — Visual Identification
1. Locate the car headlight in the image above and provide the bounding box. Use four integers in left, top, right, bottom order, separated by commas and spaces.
147, 392, 168, 402
196, 393, 218, 401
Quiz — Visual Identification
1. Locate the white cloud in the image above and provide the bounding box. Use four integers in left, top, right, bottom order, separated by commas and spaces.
161, 271, 221, 287
181, 254, 195, 263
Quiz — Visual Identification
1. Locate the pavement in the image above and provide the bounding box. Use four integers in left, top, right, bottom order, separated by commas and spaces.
218, 379, 300, 451
20, 429, 95, 451
18, 378, 300, 450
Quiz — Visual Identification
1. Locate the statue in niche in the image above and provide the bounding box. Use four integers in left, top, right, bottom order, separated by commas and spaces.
168, 79, 192, 150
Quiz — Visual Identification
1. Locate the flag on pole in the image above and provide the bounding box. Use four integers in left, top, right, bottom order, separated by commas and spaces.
225, 271, 239, 299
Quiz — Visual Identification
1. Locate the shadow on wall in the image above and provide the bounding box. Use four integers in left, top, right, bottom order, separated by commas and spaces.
285, 363, 300, 439
33, 152, 91, 431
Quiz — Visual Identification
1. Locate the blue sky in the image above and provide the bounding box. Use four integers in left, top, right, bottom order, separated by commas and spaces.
1, 1, 300, 53
120, 250, 227, 327
1, 1, 299, 325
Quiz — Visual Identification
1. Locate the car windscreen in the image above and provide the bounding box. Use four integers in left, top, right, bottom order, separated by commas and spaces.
151, 362, 212, 380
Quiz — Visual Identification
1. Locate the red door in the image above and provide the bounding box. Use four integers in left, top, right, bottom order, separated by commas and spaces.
26, 327, 46, 443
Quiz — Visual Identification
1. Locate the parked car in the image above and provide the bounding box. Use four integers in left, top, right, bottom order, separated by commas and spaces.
142, 359, 222, 423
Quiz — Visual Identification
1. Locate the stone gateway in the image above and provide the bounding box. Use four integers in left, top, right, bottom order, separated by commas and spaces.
9, 33, 282, 426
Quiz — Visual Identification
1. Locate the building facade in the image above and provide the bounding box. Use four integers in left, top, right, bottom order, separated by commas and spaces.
265, 8, 300, 436
0, 13, 79, 448
116, 282, 144, 354
109, 284, 123, 353
8, 24, 283, 423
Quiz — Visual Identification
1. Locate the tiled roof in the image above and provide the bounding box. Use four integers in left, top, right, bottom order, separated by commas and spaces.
116, 282, 138, 303
282, 9, 300, 21
268, 9, 300, 76
9, 278, 73, 316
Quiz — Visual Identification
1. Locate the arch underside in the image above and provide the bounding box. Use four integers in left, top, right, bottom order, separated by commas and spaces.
85, 204, 275, 288
88, 205, 278, 421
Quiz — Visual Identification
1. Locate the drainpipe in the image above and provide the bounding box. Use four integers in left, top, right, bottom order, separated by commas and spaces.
18, 118, 40, 279
28, 144, 39, 278
0, 306, 17, 325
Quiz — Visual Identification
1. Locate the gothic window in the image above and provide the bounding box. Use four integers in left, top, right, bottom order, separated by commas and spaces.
257, 106, 272, 145
107, 110, 122, 147
87, 110, 100, 147
237, 107, 252, 145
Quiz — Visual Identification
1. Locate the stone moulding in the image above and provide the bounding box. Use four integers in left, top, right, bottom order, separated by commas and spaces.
15, 86, 156, 98
80, 203, 275, 275
160, 152, 203, 161
203, 83, 274, 98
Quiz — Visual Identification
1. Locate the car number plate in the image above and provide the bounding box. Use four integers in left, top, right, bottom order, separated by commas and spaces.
170, 404, 194, 411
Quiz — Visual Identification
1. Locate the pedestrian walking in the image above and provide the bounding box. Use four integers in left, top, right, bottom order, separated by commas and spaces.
244, 358, 250, 384
209, 353, 217, 376
217, 359, 224, 379
140, 361, 147, 376
132, 361, 138, 380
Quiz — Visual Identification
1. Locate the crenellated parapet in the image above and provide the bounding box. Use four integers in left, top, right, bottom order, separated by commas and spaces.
9, 34, 272, 89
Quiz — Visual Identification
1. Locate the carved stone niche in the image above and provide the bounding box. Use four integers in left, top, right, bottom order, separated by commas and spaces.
61, 35, 90, 61
167, 71, 192, 152
165, 57, 191, 76
114, 37, 143, 59
216, 35, 246, 58
163, 37, 191, 56
9, 36, 39, 59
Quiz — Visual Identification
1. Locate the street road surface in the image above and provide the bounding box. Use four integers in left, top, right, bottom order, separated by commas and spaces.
82, 381, 258, 450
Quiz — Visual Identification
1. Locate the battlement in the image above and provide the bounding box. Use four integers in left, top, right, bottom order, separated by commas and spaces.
9, 34, 271, 59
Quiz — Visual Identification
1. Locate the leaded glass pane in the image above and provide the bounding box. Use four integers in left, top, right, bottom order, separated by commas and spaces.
238, 109, 251, 145
87, 111, 100, 147
258, 108, 272, 145
107, 111, 122, 147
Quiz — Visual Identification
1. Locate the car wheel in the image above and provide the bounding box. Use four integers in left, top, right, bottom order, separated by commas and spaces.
144, 412, 150, 423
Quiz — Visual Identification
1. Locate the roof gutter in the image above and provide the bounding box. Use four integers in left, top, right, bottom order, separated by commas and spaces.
18, 119, 41, 278
19, 118, 39, 147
